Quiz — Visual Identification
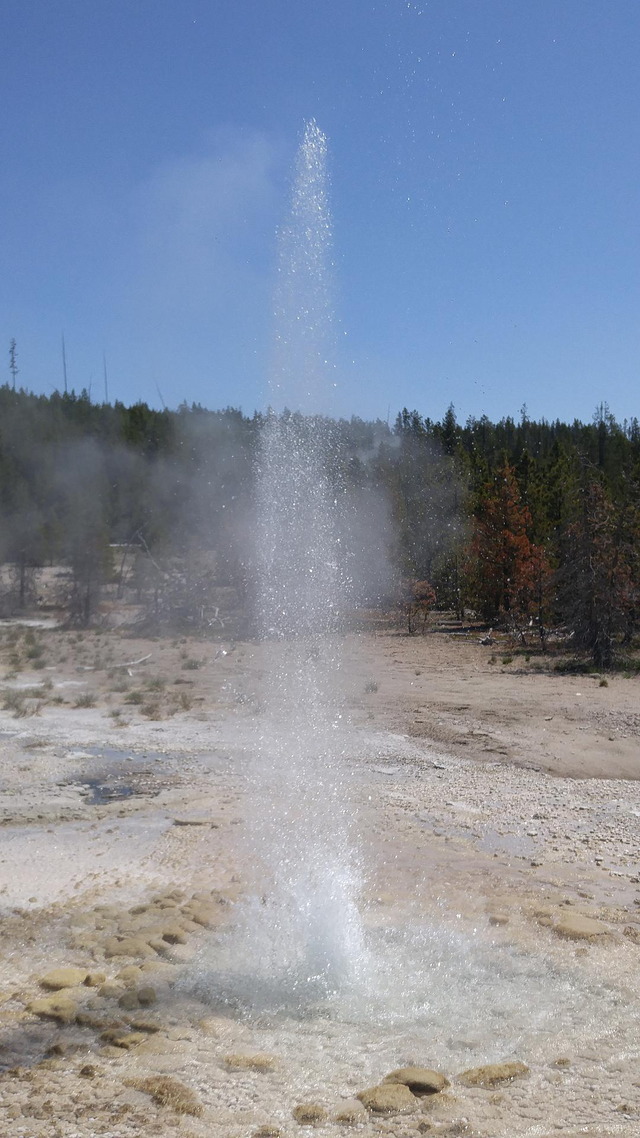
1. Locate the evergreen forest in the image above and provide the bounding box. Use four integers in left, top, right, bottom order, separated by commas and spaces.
1, 383, 639, 668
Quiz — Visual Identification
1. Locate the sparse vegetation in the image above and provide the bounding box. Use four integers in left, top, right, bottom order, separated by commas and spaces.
73, 693, 96, 708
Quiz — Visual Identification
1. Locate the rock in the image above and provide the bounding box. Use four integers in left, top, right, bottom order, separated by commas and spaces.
137, 985, 157, 1006
135, 1035, 183, 1055
146, 937, 175, 957
553, 914, 610, 941
334, 1101, 367, 1124
224, 1052, 277, 1072
28, 996, 77, 1024
383, 1067, 449, 1095
79, 1064, 97, 1078
39, 967, 88, 990
623, 925, 640, 943
126, 1017, 161, 1033
457, 1061, 529, 1087
45, 1040, 80, 1057
488, 913, 509, 927
292, 1103, 328, 1125
104, 936, 157, 959
125, 1075, 203, 1116
253, 1128, 281, 1138
98, 982, 125, 999
118, 990, 141, 1011
99, 1028, 146, 1050
116, 965, 143, 985
180, 900, 219, 928
357, 1084, 418, 1114
157, 925, 188, 945
76, 1011, 122, 1029
84, 972, 106, 987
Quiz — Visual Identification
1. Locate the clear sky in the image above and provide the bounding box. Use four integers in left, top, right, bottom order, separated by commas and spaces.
1, 0, 639, 424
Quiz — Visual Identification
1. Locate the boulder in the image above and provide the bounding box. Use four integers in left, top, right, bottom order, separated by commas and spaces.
383, 1066, 449, 1095
357, 1083, 418, 1114
458, 1061, 529, 1087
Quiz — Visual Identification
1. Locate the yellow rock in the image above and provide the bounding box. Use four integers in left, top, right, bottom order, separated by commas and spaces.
357, 1083, 418, 1114
39, 967, 88, 990
383, 1066, 449, 1094
28, 996, 77, 1024
334, 1101, 367, 1124
553, 914, 610, 941
292, 1103, 328, 1125
224, 1052, 277, 1072
458, 1061, 529, 1087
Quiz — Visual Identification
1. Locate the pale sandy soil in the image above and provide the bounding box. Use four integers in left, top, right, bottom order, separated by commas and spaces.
0, 623, 639, 1138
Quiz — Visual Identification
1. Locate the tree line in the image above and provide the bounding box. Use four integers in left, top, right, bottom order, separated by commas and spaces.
0, 381, 638, 666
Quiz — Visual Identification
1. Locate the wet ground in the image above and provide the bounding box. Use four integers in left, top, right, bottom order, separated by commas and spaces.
0, 630, 639, 1135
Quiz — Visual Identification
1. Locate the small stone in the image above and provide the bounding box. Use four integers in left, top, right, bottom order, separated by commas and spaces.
623, 925, 640, 943
457, 1061, 529, 1087
553, 1057, 571, 1067
292, 1103, 328, 1125
28, 996, 77, 1024
79, 1065, 96, 1078
39, 967, 88, 990
488, 913, 509, 926
253, 1128, 282, 1138
383, 1067, 449, 1095
357, 1084, 418, 1114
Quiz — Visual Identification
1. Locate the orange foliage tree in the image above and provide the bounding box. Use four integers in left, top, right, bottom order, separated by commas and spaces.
465, 461, 552, 642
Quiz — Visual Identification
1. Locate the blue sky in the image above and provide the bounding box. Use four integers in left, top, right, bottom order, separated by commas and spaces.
1, 0, 639, 424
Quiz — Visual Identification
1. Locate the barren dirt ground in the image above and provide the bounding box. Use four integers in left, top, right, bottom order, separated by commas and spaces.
0, 623, 639, 1138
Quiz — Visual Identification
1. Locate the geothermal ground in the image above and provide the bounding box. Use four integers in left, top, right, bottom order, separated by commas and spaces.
0, 622, 639, 1137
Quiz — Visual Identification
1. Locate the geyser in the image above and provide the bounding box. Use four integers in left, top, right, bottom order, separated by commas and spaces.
239, 121, 365, 1002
